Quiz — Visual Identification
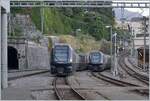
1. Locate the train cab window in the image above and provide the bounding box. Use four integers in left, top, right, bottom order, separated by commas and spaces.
54, 46, 69, 62
90, 53, 101, 63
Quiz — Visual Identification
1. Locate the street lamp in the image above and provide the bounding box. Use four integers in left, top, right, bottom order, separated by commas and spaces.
113, 32, 118, 77
105, 25, 113, 74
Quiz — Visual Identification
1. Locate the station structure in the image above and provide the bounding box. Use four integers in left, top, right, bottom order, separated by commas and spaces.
1, 0, 10, 89
0, 0, 150, 97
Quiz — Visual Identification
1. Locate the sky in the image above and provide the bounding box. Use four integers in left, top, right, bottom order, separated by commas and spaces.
114, 0, 149, 16
125, 8, 149, 16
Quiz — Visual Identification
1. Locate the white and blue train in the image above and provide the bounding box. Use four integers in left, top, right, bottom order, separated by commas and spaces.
88, 51, 110, 72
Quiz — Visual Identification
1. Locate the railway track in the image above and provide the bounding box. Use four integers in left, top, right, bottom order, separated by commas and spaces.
127, 58, 144, 71
52, 77, 86, 100
118, 53, 149, 85
91, 72, 149, 95
128, 58, 149, 75
91, 72, 140, 87
8, 70, 50, 81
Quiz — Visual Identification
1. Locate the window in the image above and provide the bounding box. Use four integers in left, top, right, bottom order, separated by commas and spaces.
54, 46, 69, 62
90, 52, 101, 63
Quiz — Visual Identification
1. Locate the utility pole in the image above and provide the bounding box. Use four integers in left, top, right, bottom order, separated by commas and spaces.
41, 8, 44, 34
132, 29, 135, 58
8, 13, 11, 36
149, 0, 150, 74
113, 32, 118, 77
130, 27, 135, 58
110, 26, 113, 74
121, 7, 125, 51
143, 16, 147, 71
105, 25, 113, 74
41, 1, 44, 34
0, 6, 2, 100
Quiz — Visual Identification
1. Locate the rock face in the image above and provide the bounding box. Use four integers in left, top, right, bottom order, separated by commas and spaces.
8, 14, 50, 70
27, 41, 50, 70
10, 14, 42, 39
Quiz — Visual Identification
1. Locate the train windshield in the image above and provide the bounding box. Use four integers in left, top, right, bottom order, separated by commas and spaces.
54, 46, 69, 63
90, 52, 101, 63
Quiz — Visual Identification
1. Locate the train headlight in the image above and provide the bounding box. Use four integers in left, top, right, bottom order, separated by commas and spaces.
70, 58, 73, 62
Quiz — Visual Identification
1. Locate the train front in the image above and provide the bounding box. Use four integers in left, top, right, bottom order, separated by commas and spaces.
51, 44, 73, 76
88, 51, 104, 71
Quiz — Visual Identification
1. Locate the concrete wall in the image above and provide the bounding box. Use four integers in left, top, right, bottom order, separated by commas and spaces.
27, 41, 50, 70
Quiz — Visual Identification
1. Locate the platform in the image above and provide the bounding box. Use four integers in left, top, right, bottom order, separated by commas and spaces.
2, 88, 33, 100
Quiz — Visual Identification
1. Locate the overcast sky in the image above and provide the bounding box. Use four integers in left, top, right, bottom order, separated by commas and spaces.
125, 8, 149, 16
113, 0, 149, 16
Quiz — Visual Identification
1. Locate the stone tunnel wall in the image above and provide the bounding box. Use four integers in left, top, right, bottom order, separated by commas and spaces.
8, 38, 50, 70
8, 43, 27, 70
27, 42, 50, 70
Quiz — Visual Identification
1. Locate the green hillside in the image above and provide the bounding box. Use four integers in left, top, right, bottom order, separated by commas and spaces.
11, 7, 116, 53
11, 7, 115, 41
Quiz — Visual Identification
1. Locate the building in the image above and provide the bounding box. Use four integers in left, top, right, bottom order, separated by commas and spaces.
130, 17, 149, 49
115, 18, 130, 31
115, 17, 149, 49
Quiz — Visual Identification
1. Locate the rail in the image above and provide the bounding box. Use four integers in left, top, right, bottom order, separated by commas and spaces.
118, 52, 149, 85
91, 72, 140, 87
91, 72, 149, 95
52, 77, 86, 100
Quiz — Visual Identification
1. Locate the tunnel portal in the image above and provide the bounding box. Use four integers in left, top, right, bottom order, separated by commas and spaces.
8, 46, 19, 70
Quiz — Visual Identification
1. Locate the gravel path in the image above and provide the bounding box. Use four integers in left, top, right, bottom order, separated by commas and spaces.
68, 71, 148, 100
8, 70, 149, 100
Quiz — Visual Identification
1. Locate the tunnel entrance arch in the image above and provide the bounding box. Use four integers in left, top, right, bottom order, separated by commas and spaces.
8, 46, 19, 70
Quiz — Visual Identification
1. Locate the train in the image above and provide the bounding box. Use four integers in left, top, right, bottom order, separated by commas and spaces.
77, 53, 88, 71
50, 42, 111, 75
50, 43, 79, 76
87, 51, 111, 72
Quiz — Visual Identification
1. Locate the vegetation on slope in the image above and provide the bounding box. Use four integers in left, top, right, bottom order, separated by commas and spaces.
59, 34, 111, 54
11, 7, 115, 40
11, 7, 116, 53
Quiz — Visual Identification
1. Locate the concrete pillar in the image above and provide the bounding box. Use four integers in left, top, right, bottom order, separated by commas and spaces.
1, 11, 8, 88
0, 6, 2, 99
149, 0, 150, 74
